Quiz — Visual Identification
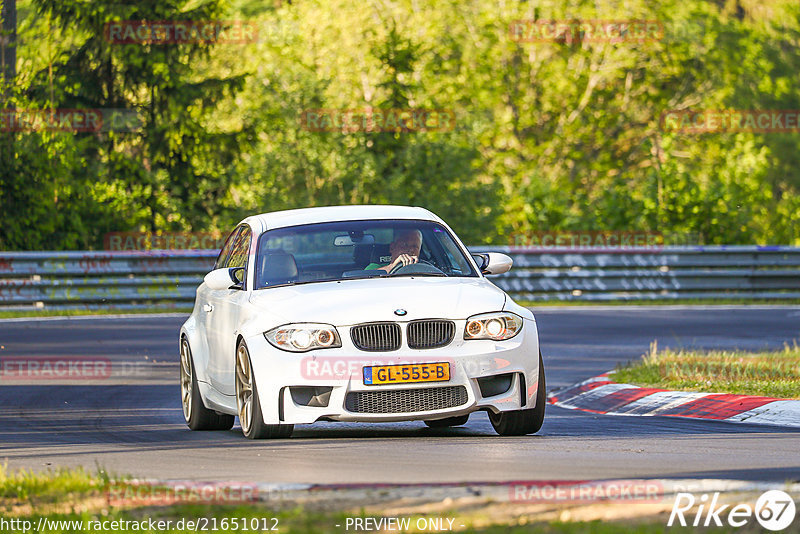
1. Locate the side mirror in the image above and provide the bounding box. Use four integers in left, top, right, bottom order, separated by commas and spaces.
474, 252, 512, 275
204, 267, 245, 290
471, 253, 489, 272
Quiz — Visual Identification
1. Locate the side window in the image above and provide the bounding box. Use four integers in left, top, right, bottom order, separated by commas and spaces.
227, 226, 252, 270
214, 227, 241, 270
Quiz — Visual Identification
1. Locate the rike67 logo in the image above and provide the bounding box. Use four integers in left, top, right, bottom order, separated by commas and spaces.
668, 490, 796, 531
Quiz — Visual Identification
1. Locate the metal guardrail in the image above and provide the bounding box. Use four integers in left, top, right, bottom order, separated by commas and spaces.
1, 246, 799, 310
471, 245, 800, 301
0, 250, 216, 311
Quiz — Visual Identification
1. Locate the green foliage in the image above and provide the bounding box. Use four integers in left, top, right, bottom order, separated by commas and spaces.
1, 0, 800, 249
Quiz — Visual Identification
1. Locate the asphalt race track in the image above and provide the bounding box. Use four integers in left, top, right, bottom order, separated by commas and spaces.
1, 306, 798, 483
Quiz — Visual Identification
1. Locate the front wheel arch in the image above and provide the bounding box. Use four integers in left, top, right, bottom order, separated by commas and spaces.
488, 350, 546, 436
235, 338, 293, 439
180, 336, 234, 431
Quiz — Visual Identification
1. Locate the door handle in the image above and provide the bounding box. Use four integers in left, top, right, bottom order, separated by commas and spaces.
203, 303, 214, 313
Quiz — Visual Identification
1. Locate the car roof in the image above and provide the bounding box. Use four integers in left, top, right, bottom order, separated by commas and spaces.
243, 205, 441, 232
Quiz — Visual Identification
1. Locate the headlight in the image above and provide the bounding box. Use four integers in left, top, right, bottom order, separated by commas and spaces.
265, 323, 342, 352
464, 312, 522, 341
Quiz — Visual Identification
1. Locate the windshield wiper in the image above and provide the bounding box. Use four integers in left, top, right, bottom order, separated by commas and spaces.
293, 278, 342, 285
259, 272, 452, 289
391, 273, 447, 278
257, 278, 340, 289
340, 274, 391, 281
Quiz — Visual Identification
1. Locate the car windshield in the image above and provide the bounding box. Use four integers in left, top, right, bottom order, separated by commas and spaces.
254, 219, 477, 289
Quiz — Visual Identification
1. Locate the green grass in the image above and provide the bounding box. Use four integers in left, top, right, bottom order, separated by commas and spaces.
0, 464, 103, 502
1, 467, 747, 533
519, 298, 800, 307
0, 308, 192, 319
3, 505, 738, 534
4, 506, 721, 534
614, 342, 800, 398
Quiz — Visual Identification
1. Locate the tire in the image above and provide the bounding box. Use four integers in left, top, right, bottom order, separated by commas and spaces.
424, 415, 470, 428
488, 350, 546, 436
235, 340, 293, 439
180, 337, 235, 431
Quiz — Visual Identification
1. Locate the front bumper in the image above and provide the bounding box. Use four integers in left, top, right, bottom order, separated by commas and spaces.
246, 318, 540, 425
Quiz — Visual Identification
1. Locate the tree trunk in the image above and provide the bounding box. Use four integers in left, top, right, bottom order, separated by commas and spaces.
1, 0, 16, 89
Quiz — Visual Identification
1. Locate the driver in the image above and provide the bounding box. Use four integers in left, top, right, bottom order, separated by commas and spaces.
365, 229, 422, 272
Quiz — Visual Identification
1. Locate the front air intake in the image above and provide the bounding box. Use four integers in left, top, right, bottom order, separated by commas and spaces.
407, 320, 455, 349
350, 322, 402, 352
345, 385, 469, 413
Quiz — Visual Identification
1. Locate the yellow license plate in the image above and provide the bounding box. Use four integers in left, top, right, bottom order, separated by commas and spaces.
363, 362, 450, 385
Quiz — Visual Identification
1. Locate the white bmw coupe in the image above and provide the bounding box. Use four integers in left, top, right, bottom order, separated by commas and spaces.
180, 205, 545, 438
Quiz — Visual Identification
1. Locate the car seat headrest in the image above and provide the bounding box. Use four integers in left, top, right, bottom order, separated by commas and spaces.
259, 251, 298, 285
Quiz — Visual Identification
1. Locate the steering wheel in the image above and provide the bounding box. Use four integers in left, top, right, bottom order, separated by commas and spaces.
389, 259, 445, 276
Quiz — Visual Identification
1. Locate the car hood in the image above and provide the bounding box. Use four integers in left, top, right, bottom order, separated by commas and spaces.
247, 277, 507, 325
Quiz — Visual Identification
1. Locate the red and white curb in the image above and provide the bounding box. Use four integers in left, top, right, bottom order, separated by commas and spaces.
547, 373, 800, 429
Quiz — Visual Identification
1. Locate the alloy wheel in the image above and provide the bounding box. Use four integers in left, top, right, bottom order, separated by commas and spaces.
180, 339, 193, 422
236, 344, 254, 434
